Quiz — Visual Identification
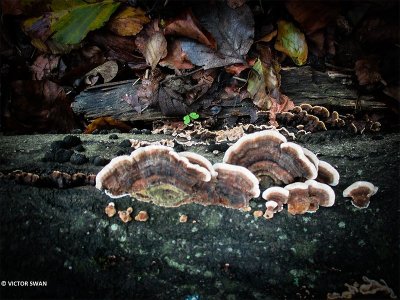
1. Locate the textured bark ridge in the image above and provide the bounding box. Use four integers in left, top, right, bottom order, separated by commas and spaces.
0, 132, 398, 299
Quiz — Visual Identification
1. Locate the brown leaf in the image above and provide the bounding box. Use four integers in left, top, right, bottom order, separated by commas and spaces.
135, 19, 160, 55
108, 7, 150, 36
268, 94, 295, 126
84, 60, 118, 85
3, 80, 75, 133
180, 3, 254, 69
355, 57, 382, 86
144, 32, 167, 69
158, 87, 188, 116
164, 8, 216, 49
30, 54, 60, 80
285, 0, 341, 35
227, 0, 247, 9
137, 69, 165, 108
84, 117, 131, 134
90, 32, 143, 64
159, 39, 195, 70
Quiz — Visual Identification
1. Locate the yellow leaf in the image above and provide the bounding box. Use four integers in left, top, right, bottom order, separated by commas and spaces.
274, 20, 308, 66
108, 7, 150, 37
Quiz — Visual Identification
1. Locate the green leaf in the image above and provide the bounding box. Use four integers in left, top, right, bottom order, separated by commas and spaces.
274, 20, 308, 66
183, 115, 191, 125
247, 58, 265, 98
189, 112, 200, 119
23, 0, 120, 49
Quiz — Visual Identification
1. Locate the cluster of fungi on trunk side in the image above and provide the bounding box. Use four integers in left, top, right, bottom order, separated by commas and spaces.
96, 130, 378, 218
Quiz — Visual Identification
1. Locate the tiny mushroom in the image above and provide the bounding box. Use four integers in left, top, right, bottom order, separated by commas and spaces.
223, 130, 317, 186
105, 202, 117, 217
118, 207, 133, 223
343, 181, 378, 208
135, 210, 149, 222
262, 186, 289, 212
264, 201, 279, 220
316, 160, 340, 186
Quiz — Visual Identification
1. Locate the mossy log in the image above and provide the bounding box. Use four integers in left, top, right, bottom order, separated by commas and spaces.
0, 132, 398, 299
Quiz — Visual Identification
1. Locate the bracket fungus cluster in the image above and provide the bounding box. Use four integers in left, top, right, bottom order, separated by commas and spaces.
96, 129, 379, 218
223, 130, 339, 217
96, 145, 260, 209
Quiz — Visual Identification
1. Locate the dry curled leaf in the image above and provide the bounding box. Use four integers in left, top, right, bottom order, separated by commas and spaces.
84, 117, 131, 133
108, 6, 150, 37
144, 32, 168, 69
164, 8, 216, 49
84, 60, 118, 85
274, 20, 308, 66
159, 39, 195, 70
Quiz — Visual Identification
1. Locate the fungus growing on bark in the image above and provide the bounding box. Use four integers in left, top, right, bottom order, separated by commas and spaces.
118, 207, 133, 223
223, 130, 317, 186
96, 145, 211, 207
262, 186, 289, 212
263, 200, 279, 219
96, 146, 260, 209
343, 181, 378, 208
105, 202, 116, 217
316, 160, 340, 186
135, 211, 149, 222
179, 151, 218, 177
284, 179, 335, 215
208, 163, 260, 209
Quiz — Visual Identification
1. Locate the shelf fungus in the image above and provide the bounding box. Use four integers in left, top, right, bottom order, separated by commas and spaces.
316, 160, 340, 186
284, 180, 335, 215
343, 181, 378, 209
96, 145, 260, 209
223, 130, 317, 187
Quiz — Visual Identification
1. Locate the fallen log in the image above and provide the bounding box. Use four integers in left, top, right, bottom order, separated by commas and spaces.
71, 67, 388, 122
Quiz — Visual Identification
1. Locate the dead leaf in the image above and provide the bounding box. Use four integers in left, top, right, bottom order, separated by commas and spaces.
274, 20, 308, 66
108, 7, 150, 36
180, 3, 254, 69
84, 117, 131, 134
159, 39, 195, 70
3, 80, 75, 133
30, 54, 60, 80
144, 32, 168, 69
158, 87, 188, 116
355, 57, 382, 86
285, 0, 341, 35
268, 94, 295, 126
227, 0, 247, 9
247, 58, 281, 109
137, 69, 165, 108
258, 30, 277, 43
90, 32, 143, 64
135, 19, 160, 56
84, 60, 118, 85
121, 93, 142, 114
164, 8, 216, 49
